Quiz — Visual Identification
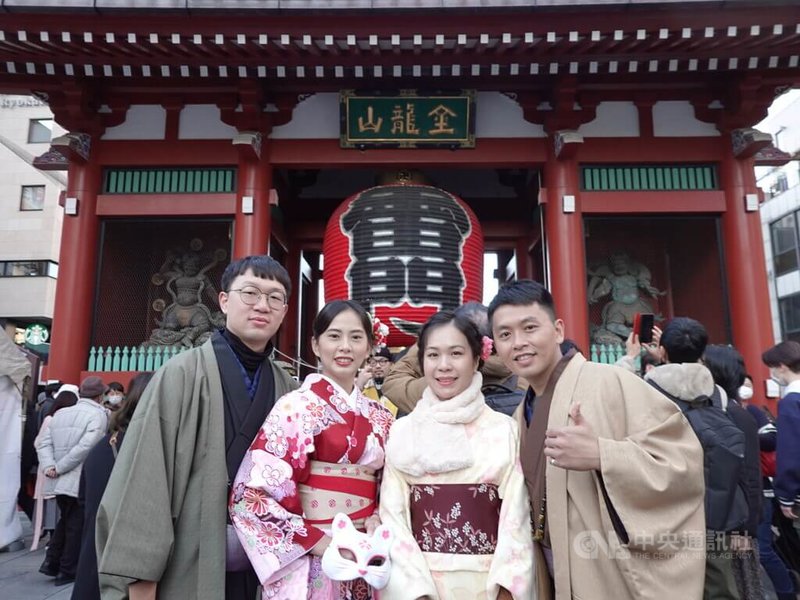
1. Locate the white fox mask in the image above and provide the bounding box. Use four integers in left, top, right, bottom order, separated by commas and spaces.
321, 513, 394, 589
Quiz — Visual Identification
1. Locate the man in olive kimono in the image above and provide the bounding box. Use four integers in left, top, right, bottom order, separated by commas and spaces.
488, 280, 706, 600
97, 255, 299, 600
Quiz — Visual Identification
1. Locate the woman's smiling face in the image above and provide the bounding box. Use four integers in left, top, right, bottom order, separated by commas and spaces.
312, 308, 370, 393
422, 322, 479, 401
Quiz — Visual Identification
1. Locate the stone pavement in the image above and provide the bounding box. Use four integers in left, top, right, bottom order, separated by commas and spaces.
0, 512, 72, 600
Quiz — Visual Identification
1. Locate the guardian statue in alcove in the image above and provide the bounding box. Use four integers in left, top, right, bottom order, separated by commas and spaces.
588, 251, 664, 345
144, 239, 227, 348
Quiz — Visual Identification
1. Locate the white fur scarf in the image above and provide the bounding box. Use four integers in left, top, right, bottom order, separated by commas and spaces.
387, 372, 485, 477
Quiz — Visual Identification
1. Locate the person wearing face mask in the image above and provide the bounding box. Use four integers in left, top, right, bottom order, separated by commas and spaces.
229, 300, 394, 599
739, 373, 797, 600
380, 310, 533, 600
103, 382, 125, 412
702, 345, 764, 599
762, 341, 800, 524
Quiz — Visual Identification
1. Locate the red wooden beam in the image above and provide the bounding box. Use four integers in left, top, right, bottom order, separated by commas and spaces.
96, 193, 236, 216
581, 190, 726, 214
579, 137, 723, 162
95, 140, 237, 165
268, 138, 546, 168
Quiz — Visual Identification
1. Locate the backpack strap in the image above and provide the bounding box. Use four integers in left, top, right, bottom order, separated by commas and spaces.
648, 380, 711, 411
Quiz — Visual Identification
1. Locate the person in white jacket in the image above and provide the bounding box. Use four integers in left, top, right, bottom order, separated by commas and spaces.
0, 332, 30, 553
36, 375, 108, 586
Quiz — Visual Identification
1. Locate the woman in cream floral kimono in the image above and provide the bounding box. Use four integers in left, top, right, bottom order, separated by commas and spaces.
380, 310, 533, 600
229, 300, 394, 599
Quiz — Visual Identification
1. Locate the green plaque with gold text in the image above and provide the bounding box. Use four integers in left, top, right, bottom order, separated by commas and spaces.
340, 90, 475, 148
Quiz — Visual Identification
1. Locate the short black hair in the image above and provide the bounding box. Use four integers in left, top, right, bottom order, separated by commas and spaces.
220, 255, 292, 297
659, 317, 708, 364
417, 310, 483, 374
703, 344, 746, 401
455, 301, 490, 337
488, 279, 556, 328
762, 341, 800, 372
313, 299, 373, 344
108, 381, 124, 393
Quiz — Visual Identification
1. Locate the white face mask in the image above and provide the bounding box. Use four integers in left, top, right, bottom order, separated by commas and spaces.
738, 385, 753, 401
321, 513, 394, 590
106, 394, 124, 406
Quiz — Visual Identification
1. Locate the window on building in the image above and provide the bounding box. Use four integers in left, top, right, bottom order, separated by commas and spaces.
771, 213, 800, 276
0, 260, 57, 277
779, 293, 800, 343
27, 118, 54, 143
20, 185, 45, 211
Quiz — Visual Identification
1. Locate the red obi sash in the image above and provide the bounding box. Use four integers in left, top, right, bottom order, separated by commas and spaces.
410, 483, 501, 555
299, 460, 377, 529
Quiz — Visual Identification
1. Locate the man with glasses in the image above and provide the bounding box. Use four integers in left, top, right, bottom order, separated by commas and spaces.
97, 255, 298, 600
359, 346, 398, 416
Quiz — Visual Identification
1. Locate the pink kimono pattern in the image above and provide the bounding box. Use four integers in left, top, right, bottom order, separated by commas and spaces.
229, 373, 394, 599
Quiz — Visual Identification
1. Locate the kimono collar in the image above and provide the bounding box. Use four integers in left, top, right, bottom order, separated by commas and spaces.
306, 373, 362, 413
386, 372, 485, 477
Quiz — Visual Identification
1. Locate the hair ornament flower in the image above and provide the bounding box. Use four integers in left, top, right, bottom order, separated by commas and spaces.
369, 313, 389, 352
480, 336, 493, 361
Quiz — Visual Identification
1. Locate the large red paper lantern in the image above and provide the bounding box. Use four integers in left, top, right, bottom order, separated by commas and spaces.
323, 184, 483, 346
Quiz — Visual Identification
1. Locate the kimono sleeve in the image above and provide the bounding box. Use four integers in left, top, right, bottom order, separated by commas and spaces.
379, 459, 439, 600
96, 364, 185, 599
228, 392, 325, 585
595, 370, 705, 552
487, 420, 534, 600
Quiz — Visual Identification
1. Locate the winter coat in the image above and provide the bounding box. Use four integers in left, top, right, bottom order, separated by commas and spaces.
72, 431, 123, 600
35, 398, 108, 498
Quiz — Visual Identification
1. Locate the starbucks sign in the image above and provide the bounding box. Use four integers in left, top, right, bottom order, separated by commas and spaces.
24, 324, 49, 345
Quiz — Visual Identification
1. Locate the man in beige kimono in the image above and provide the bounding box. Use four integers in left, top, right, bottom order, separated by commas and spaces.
97, 255, 298, 600
488, 280, 706, 600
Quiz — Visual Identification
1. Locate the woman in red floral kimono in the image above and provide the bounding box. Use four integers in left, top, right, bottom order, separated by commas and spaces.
229, 300, 394, 599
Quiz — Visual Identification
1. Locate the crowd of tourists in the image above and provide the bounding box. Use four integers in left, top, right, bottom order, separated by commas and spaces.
2, 253, 800, 600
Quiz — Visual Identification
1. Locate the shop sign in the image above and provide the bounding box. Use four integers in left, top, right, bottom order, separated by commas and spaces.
24, 323, 49, 345
340, 90, 475, 148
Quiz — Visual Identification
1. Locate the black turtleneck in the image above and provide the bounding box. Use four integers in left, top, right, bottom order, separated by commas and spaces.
220, 328, 272, 377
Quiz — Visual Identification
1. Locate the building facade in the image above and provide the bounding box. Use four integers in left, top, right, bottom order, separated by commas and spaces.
0, 94, 65, 349
757, 90, 800, 343
0, 0, 797, 404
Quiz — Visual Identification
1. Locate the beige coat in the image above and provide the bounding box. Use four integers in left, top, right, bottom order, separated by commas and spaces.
96, 340, 297, 600
517, 354, 706, 600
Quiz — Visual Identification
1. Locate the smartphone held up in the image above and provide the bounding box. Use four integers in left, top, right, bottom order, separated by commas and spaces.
633, 313, 655, 344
